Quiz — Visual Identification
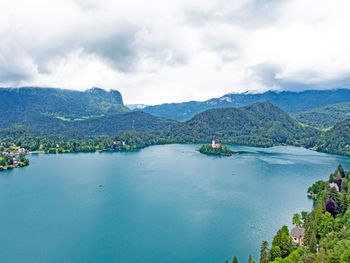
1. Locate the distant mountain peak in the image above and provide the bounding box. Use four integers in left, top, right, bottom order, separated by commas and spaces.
140, 89, 350, 121
126, 104, 148, 110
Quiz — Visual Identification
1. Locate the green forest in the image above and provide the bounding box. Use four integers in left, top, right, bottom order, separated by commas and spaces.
164, 102, 320, 147
295, 102, 350, 129
311, 119, 350, 156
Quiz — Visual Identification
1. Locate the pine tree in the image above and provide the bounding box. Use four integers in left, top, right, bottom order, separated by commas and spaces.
269, 246, 281, 261
272, 229, 293, 258
337, 164, 346, 178
308, 227, 317, 253
259, 241, 269, 263
339, 191, 348, 214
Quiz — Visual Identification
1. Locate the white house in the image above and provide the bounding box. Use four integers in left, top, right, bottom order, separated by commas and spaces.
329, 182, 340, 192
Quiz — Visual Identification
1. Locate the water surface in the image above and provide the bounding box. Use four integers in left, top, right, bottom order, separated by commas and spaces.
1, 144, 350, 263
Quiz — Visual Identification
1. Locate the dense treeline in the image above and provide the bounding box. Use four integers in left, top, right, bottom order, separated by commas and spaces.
269, 164, 350, 262
295, 102, 350, 129
228, 165, 350, 263
0, 153, 13, 166
0, 110, 176, 136
312, 119, 350, 156
0, 126, 171, 153
163, 102, 320, 147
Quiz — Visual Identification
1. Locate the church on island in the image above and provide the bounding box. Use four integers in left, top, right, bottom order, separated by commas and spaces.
211, 140, 221, 148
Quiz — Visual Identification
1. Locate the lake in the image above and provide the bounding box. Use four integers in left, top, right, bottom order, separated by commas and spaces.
1, 144, 350, 263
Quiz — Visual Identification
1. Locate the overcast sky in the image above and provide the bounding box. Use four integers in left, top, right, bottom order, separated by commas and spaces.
1, 0, 350, 104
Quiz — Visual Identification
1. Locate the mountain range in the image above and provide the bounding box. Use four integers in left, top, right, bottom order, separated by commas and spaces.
138, 89, 350, 121
0, 86, 350, 155
0, 86, 129, 119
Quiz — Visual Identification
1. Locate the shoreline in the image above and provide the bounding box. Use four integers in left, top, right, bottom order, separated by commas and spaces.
0, 162, 29, 171
23, 143, 349, 158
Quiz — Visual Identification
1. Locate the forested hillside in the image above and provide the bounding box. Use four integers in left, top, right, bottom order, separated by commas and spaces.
0, 87, 129, 119
296, 102, 350, 128
313, 119, 350, 156
244, 165, 350, 263
163, 102, 320, 147
139, 89, 350, 121
0, 111, 176, 136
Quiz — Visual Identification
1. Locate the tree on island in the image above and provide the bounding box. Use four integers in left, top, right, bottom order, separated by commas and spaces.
199, 144, 234, 156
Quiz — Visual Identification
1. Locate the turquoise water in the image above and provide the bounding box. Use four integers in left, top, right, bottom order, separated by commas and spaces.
1, 144, 350, 263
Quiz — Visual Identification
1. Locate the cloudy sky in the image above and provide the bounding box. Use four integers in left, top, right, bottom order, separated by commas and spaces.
1, 0, 350, 104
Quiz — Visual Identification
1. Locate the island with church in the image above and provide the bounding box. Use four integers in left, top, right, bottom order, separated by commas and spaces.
199, 140, 235, 156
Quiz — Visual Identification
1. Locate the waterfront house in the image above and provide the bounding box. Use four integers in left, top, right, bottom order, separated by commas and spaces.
290, 226, 305, 246
329, 182, 340, 192
18, 148, 25, 153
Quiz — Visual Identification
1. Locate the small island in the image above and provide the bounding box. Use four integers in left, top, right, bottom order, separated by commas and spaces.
199, 140, 235, 156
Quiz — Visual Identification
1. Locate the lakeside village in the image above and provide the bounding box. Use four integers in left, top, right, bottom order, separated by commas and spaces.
0, 139, 132, 172
0, 143, 29, 171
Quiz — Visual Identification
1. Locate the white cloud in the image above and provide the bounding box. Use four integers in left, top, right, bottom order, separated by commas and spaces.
1, 0, 350, 104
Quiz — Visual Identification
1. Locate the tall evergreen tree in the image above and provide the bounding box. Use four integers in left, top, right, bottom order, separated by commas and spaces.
337, 164, 346, 178
269, 246, 281, 261
308, 228, 318, 253
272, 229, 293, 258
259, 241, 269, 263
339, 190, 348, 214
